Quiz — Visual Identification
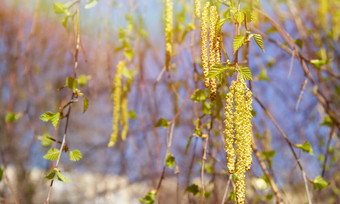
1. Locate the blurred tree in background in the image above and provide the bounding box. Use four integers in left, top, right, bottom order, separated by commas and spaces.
0, 0, 339, 203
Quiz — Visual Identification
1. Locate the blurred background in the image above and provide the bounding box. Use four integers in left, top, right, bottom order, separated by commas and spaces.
0, 0, 339, 203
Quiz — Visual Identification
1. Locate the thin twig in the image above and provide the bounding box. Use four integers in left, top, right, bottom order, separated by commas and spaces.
221, 174, 233, 204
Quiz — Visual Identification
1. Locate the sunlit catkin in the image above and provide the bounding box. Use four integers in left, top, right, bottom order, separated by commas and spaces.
195, 0, 201, 19
209, 6, 218, 100
120, 95, 128, 141
224, 77, 254, 204
165, 0, 173, 72
225, 81, 236, 173
108, 61, 124, 147
201, 2, 210, 88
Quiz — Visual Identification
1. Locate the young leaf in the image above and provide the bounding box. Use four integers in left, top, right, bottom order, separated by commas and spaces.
155, 118, 169, 128
186, 184, 199, 195
69, 149, 82, 161
313, 176, 329, 190
216, 18, 227, 32
65, 77, 78, 91
191, 89, 207, 102
85, 0, 98, 9
78, 75, 88, 86
53, 2, 66, 14
139, 190, 156, 204
45, 169, 57, 180
0, 168, 3, 181
56, 172, 71, 183
239, 66, 253, 81
40, 111, 60, 128
310, 59, 329, 69
295, 38, 303, 50
320, 115, 333, 127
296, 141, 314, 155
128, 111, 138, 119
5, 112, 19, 123
261, 150, 276, 160
165, 153, 176, 169
206, 64, 232, 78
83, 97, 89, 113
41, 133, 53, 147
258, 67, 269, 81
233, 35, 246, 53
253, 34, 265, 52
43, 148, 60, 161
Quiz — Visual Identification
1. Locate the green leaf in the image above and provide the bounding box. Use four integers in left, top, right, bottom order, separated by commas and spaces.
165, 153, 176, 169
40, 111, 60, 128
239, 66, 253, 81
45, 168, 57, 180
313, 176, 329, 190
69, 149, 82, 161
320, 115, 333, 127
85, 0, 98, 9
53, 2, 66, 14
0, 168, 3, 181
191, 89, 207, 102
41, 133, 53, 147
228, 191, 235, 202
261, 150, 276, 160
253, 34, 265, 52
5, 112, 21, 123
206, 64, 232, 78
128, 111, 138, 119
62, 16, 69, 28
216, 18, 227, 32
185, 136, 193, 155
310, 59, 329, 69
155, 118, 169, 128
78, 75, 88, 86
124, 48, 134, 61
295, 38, 303, 50
233, 35, 246, 53
65, 77, 78, 91
202, 101, 211, 115
296, 141, 314, 155
186, 184, 199, 195
43, 148, 60, 161
139, 190, 156, 204
56, 172, 71, 183
258, 67, 269, 81
83, 97, 89, 113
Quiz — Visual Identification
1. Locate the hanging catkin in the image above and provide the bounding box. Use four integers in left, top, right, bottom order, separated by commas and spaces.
201, 2, 210, 88
108, 61, 124, 147
120, 95, 129, 141
224, 77, 254, 204
195, 0, 201, 19
165, 0, 173, 72
209, 5, 218, 100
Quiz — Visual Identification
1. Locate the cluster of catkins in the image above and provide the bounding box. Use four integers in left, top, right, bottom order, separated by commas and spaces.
225, 77, 253, 204
201, 2, 222, 101
165, 0, 173, 72
108, 61, 129, 147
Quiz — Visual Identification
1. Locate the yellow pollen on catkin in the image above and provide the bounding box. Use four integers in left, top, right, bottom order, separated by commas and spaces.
120, 95, 129, 141
201, 2, 210, 88
195, 0, 201, 19
165, 0, 173, 72
108, 60, 125, 147
209, 5, 218, 101
224, 77, 254, 204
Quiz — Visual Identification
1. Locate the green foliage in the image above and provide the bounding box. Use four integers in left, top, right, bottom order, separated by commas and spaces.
78, 75, 89, 87
83, 97, 89, 113
233, 35, 246, 53
155, 118, 169, 128
0, 168, 3, 181
296, 141, 314, 155
66, 77, 78, 91
295, 38, 303, 50
41, 133, 53, 147
320, 115, 333, 127
128, 110, 138, 119
206, 64, 233, 78
313, 176, 329, 190
45, 168, 57, 180
139, 190, 156, 204
191, 89, 207, 102
228, 191, 236, 202
85, 0, 98, 9
239, 66, 253, 81
165, 153, 176, 169
253, 34, 265, 52
69, 149, 82, 161
186, 184, 199, 195
185, 136, 193, 155
40, 111, 60, 128
43, 148, 60, 161
57, 172, 71, 183
53, 2, 67, 14
258, 67, 269, 81
261, 150, 276, 160
310, 59, 330, 69
5, 112, 21, 123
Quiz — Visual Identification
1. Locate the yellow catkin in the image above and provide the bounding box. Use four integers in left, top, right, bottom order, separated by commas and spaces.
195, 0, 201, 19
120, 95, 129, 141
165, 0, 173, 72
201, 2, 210, 88
108, 61, 125, 147
225, 81, 236, 173
209, 6, 218, 101
244, 87, 253, 170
